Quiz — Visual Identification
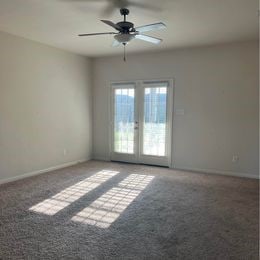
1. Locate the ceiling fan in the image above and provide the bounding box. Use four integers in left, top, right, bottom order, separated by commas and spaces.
78, 8, 166, 61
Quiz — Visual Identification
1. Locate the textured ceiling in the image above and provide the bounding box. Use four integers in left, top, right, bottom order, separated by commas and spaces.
0, 0, 258, 57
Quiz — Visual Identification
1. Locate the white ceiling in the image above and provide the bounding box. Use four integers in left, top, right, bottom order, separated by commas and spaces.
0, 0, 258, 57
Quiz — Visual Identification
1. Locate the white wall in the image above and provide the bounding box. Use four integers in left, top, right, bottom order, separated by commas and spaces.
92, 41, 259, 178
0, 31, 92, 183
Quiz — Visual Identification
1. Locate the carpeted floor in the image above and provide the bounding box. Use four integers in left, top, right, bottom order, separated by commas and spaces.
0, 160, 259, 259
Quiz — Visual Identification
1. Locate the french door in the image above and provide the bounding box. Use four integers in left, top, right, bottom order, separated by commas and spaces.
110, 80, 173, 167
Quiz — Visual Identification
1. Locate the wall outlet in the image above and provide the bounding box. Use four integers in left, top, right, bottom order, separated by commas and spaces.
232, 155, 239, 163
63, 149, 67, 156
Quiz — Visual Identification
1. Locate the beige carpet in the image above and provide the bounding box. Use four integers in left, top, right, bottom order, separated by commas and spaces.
0, 160, 258, 259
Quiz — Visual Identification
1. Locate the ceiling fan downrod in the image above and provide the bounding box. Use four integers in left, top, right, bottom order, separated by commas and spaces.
120, 8, 129, 22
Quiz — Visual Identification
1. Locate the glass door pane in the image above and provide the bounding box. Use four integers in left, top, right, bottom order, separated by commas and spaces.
143, 86, 167, 156
114, 88, 135, 154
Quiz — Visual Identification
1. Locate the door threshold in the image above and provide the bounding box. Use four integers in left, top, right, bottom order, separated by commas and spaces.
110, 160, 169, 168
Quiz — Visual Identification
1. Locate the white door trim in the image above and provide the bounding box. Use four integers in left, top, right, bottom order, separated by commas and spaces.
109, 78, 174, 167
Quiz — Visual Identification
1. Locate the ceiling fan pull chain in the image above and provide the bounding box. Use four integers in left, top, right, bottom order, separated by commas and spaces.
123, 43, 126, 62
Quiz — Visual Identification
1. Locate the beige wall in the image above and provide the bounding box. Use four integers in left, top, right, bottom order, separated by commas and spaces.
0, 31, 92, 183
0, 33, 258, 182
92, 41, 259, 178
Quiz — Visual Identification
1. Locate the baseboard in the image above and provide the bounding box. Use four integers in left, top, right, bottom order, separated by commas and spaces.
92, 155, 110, 162
173, 166, 259, 179
0, 158, 90, 185
91, 158, 259, 179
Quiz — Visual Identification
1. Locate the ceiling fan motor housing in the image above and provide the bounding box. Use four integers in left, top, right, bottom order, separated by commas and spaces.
117, 21, 134, 33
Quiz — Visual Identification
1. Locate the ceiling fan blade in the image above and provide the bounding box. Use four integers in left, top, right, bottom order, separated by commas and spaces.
112, 39, 121, 47
101, 20, 122, 31
135, 22, 166, 33
135, 34, 162, 44
78, 32, 117, 36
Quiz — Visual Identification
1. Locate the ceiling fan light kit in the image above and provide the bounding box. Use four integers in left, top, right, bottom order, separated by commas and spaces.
114, 33, 135, 43
78, 8, 166, 61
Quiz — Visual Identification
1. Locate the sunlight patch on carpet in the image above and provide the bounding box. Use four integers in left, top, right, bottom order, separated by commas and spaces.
71, 174, 154, 228
29, 170, 118, 215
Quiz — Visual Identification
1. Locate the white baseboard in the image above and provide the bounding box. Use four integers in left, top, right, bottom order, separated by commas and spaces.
92, 156, 110, 162
0, 158, 90, 185
92, 157, 259, 179
173, 166, 259, 179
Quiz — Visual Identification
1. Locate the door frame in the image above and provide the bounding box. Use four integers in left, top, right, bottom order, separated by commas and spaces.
109, 78, 174, 167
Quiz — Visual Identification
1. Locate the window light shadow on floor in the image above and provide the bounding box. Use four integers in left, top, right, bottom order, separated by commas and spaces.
71, 174, 154, 228
29, 170, 119, 215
